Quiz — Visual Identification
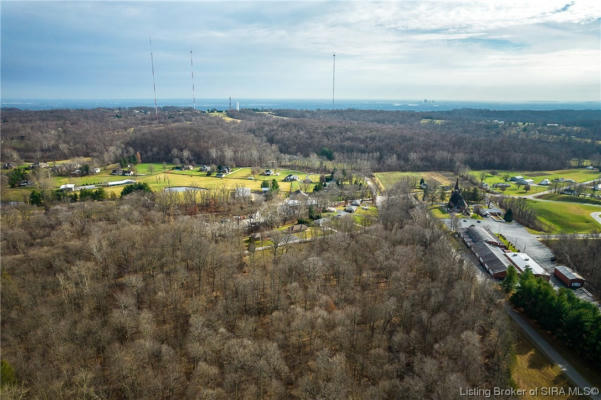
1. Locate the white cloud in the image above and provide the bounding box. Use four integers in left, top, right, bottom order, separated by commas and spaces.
2, 0, 600, 100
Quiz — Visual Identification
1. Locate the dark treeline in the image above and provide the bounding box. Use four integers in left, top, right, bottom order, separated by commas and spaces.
2, 108, 600, 172
1, 187, 514, 399
268, 108, 601, 126
545, 235, 601, 298
248, 117, 593, 171
124, 122, 278, 167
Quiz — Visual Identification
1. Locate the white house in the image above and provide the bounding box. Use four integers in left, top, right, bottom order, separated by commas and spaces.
539, 179, 550, 185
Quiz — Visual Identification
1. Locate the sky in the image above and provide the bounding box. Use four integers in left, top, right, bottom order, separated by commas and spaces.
1, 0, 600, 102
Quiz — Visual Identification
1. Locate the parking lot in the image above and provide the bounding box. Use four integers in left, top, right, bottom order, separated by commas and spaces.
445, 217, 598, 306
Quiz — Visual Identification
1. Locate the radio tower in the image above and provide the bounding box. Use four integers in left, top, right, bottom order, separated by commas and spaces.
190, 50, 196, 110
332, 53, 336, 107
149, 37, 158, 120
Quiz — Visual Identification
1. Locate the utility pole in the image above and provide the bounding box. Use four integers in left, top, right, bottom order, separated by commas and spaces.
332, 53, 336, 106
229, 96, 232, 110
190, 50, 196, 110
149, 37, 158, 120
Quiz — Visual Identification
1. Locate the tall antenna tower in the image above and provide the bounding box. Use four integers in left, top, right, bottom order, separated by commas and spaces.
332, 53, 336, 106
149, 37, 158, 120
190, 50, 196, 110
229, 96, 232, 110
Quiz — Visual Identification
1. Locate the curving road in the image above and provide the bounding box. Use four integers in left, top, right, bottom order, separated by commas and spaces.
505, 305, 601, 400
592, 212, 601, 226
522, 179, 601, 201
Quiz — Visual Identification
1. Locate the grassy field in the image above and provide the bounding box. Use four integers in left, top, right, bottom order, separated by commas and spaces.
429, 205, 449, 219
374, 171, 454, 190
208, 111, 240, 123
374, 168, 599, 195
135, 162, 174, 175
473, 169, 600, 196
1, 164, 322, 201
511, 332, 580, 400
527, 200, 601, 234
538, 193, 601, 206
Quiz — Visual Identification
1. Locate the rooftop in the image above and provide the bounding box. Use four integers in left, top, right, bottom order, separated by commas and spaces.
555, 265, 585, 281
466, 226, 501, 245
472, 242, 511, 275
505, 252, 548, 277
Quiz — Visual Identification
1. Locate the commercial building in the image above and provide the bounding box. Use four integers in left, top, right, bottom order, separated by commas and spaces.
471, 241, 512, 279
554, 266, 585, 288
463, 226, 503, 248
505, 252, 550, 280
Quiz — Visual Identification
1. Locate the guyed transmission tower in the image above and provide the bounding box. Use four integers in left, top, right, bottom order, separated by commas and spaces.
190, 50, 196, 110
149, 37, 158, 120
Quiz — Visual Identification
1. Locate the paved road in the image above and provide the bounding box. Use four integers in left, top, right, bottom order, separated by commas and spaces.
592, 212, 601, 226
523, 179, 601, 202
366, 176, 385, 208
505, 305, 601, 400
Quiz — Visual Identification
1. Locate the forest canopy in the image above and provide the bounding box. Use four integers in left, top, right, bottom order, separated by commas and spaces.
2, 108, 600, 172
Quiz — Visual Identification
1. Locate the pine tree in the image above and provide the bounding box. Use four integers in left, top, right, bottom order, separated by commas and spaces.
501, 266, 518, 293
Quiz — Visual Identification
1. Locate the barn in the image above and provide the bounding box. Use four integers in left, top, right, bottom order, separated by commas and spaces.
554, 266, 585, 288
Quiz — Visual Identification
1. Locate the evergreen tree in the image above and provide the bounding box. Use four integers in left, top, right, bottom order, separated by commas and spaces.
7, 167, 27, 188
29, 190, 43, 206
121, 182, 151, 197
504, 208, 513, 222
501, 266, 518, 293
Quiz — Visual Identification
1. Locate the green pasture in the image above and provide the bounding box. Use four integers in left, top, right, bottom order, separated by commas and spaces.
374, 171, 454, 190
527, 199, 601, 234
1, 164, 321, 201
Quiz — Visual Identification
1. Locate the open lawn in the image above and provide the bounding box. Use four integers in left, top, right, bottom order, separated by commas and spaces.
374, 171, 454, 190
352, 205, 378, 225
527, 200, 601, 234
511, 332, 580, 400
429, 205, 449, 219
226, 167, 320, 184
473, 168, 600, 197
135, 162, 175, 175
208, 111, 240, 123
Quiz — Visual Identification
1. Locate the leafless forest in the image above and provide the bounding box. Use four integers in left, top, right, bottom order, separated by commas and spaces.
2, 108, 599, 171
545, 235, 601, 298
2, 107, 598, 399
1, 184, 514, 399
